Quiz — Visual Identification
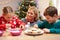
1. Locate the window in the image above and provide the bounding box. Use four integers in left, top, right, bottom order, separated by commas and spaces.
52, 0, 60, 15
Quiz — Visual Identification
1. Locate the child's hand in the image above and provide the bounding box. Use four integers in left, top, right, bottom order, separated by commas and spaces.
34, 24, 38, 28
20, 24, 25, 30
43, 28, 50, 33
19, 22, 25, 30
6, 24, 11, 29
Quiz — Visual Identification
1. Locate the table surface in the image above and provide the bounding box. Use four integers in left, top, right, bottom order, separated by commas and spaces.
0, 31, 60, 40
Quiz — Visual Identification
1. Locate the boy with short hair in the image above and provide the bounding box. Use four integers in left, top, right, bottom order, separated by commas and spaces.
37, 6, 60, 33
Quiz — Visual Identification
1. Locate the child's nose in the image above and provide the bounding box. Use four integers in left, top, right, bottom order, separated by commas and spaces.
28, 13, 31, 16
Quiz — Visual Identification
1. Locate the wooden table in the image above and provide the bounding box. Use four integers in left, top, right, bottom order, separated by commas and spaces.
0, 31, 60, 40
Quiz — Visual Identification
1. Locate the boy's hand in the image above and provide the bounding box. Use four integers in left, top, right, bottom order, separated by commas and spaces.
43, 28, 50, 33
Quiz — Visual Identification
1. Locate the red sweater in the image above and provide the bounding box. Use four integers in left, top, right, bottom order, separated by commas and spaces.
0, 16, 24, 31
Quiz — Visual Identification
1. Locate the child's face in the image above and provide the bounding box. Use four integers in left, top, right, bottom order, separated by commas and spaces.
4, 13, 13, 21
45, 15, 57, 23
26, 9, 35, 20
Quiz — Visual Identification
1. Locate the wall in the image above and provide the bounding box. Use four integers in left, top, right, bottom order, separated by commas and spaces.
56, 0, 60, 15
36, 0, 49, 19
0, 0, 20, 15
0, 0, 49, 19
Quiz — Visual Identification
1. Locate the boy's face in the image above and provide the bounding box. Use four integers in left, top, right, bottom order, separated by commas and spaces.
45, 15, 57, 23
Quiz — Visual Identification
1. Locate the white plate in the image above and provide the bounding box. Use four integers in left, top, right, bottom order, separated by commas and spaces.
24, 28, 44, 36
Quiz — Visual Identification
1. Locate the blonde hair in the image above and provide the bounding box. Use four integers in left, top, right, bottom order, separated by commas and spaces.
27, 7, 39, 21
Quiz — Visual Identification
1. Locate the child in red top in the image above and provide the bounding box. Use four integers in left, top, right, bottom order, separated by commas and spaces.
0, 6, 25, 31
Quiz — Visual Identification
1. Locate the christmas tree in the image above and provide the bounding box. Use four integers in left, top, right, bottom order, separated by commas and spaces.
15, 0, 36, 19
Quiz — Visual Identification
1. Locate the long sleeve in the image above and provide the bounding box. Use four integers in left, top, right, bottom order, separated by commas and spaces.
50, 20, 60, 33
0, 19, 6, 31
50, 29, 60, 33
14, 16, 25, 27
37, 20, 60, 34
0, 24, 6, 31
37, 20, 46, 29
